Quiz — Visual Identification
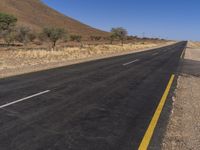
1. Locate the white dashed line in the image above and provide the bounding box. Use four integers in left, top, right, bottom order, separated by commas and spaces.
0, 90, 50, 109
123, 59, 140, 66
152, 52, 159, 56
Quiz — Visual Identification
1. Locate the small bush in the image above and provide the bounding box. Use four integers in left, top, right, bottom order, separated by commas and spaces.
90, 36, 102, 41
15, 26, 36, 45
2, 30, 16, 46
70, 35, 83, 48
70, 35, 82, 42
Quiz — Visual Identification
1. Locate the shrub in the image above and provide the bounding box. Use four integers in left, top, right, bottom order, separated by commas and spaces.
2, 30, 16, 46
70, 35, 83, 47
70, 35, 82, 42
90, 36, 102, 41
15, 26, 35, 45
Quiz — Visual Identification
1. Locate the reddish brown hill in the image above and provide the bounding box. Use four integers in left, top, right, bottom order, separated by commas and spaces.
0, 0, 108, 37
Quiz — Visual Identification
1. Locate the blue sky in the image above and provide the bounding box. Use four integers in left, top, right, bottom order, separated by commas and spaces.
42, 0, 200, 41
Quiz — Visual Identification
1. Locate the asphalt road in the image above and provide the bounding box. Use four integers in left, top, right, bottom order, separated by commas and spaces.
0, 42, 187, 150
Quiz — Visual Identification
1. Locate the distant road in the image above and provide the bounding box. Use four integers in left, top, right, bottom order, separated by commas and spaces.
0, 42, 187, 150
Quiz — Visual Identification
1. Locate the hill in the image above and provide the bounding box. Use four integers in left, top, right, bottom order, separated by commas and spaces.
0, 0, 108, 37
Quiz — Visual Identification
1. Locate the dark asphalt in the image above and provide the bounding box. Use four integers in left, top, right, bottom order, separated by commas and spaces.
0, 42, 187, 150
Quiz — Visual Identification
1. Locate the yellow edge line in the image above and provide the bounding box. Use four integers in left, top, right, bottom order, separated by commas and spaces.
138, 74, 175, 150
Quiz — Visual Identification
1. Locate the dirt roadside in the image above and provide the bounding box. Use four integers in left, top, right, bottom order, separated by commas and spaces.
161, 42, 200, 149
0, 42, 172, 79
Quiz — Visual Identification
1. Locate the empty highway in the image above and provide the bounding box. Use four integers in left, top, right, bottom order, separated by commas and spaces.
0, 42, 187, 150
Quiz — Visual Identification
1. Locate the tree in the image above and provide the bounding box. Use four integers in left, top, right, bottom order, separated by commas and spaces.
0, 13, 17, 31
111, 27, 128, 46
109, 34, 115, 44
70, 35, 83, 47
15, 26, 35, 45
0, 13, 17, 46
41, 27, 66, 50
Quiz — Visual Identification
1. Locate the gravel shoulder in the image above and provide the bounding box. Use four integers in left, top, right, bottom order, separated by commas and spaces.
161, 43, 200, 149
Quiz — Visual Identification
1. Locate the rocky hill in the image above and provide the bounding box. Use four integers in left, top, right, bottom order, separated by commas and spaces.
0, 0, 108, 37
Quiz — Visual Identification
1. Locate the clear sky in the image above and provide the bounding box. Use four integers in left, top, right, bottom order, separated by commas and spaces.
42, 0, 200, 41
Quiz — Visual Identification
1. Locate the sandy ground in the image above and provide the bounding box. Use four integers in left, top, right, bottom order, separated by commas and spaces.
162, 42, 200, 150
0, 42, 171, 78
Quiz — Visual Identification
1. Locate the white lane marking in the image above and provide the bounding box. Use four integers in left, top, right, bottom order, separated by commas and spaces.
152, 52, 159, 56
123, 59, 140, 66
0, 90, 50, 109
180, 50, 184, 58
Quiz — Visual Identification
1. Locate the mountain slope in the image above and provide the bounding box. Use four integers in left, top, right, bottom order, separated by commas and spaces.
0, 0, 108, 37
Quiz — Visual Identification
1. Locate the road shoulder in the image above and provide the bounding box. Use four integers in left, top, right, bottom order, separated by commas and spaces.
150, 43, 200, 149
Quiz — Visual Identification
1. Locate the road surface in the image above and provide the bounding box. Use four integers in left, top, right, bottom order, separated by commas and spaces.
0, 42, 187, 150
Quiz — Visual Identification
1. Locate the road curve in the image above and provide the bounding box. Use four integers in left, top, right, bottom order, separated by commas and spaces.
0, 42, 187, 150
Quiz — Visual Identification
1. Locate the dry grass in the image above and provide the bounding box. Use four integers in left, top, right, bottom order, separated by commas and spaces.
14, 43, 158, 59
0, 42, 164, 71
188, 41, 200, 48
